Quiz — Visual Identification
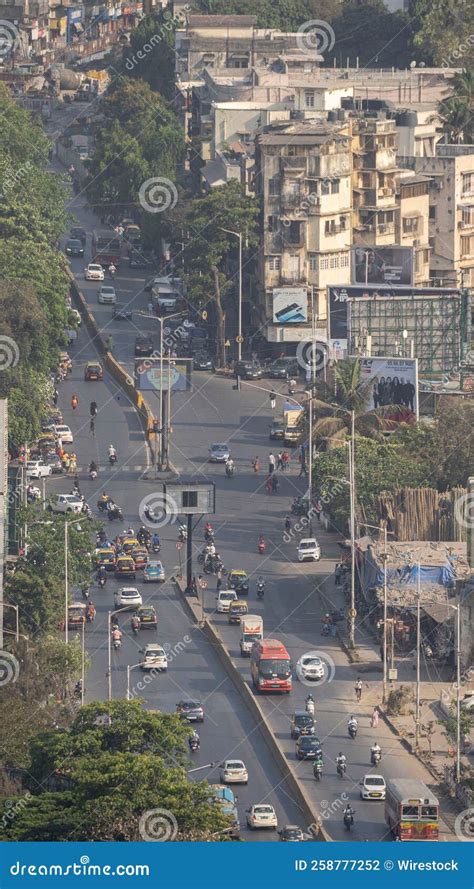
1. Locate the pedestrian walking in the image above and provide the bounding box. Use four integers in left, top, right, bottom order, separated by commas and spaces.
355, 679, 363, 702
285, 515, 291, 533
298, 457, 308, 478
277, 452, 284, 471
216, 571, 222, 593
335, 563, 342, 586
371, 706, 380, 728
268, 453, 276, 474
90, 417, 95, 435
282, 451, 290, 472
71, 392, 78, 410
265, 475, 273, 494
191, 576, 198, 597
53, 388, 59, 407
271, 474, 279, 493
252, 456, 260, 473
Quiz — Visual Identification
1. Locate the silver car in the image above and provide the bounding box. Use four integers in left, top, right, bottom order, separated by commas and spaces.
209, 443, 230, 463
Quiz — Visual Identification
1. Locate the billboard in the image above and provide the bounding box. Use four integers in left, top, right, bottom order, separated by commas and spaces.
273, 287, 308, 324
135, 358, 192, 392
357, 356, 419, 420
352, 246, 413, 286
328, 285, 459, 341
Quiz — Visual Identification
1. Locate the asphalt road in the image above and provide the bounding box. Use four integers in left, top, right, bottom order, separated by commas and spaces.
47, 147, 455, 842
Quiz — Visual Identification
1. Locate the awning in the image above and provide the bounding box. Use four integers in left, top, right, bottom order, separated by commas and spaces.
421, 602, 456, 623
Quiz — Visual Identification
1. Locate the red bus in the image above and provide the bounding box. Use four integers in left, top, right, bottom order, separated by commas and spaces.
92, 229, 122, 267
250, 639, 292, 693
385, 780, 439, 840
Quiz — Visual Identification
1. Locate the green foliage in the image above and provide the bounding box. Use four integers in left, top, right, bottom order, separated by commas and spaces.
393, 400, 474, 489
3, 702, 230, 841
197, 0, 340, 30
123, 11, 179, 98
438, 69, 474, 143
413, 0, 474, 68
440, 703, 473, 746
316, 436, 429, 530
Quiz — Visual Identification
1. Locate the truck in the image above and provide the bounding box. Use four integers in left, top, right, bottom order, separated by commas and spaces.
283, 401, 304, 446
239, 615, 263, 657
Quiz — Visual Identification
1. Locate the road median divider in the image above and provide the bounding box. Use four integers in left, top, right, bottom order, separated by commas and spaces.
173, 576, 329, 842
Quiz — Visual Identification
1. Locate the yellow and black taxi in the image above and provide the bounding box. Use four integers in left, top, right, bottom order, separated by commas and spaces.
228, 599, 248, 624
135, 605, 158, 628
121, 536, 139, 555
84, 360, 103, 381
95, 548, 116, 571
131, 546, 149, 570
67, 602, 87, 629
115, 554, 136, 578
227, 569, 249, 596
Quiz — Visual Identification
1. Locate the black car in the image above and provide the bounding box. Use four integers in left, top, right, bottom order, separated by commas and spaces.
290, 710, 316, 739
176, 701, 204, 722
269, 419, 285, 440
235, 361, 262, 380
113, 305, 133, 321
267, 358, 300, 379
70, 226, 86, 246
129, 252, 153, 269
193, 352, 214, 371
65, 238, 84, 257
135, 336, 154, 357
295, 735, 322, 760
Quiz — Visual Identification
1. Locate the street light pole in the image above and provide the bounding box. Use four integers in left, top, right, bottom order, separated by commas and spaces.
219, 228, 243, 362
81, 620, 85, 707
64, 521, 69, 644
456, 599, 461, 784
415, 563, 421, 751
126, 661, 145, 701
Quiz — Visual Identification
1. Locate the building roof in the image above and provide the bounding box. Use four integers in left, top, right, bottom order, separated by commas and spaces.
188, 14, 258, 27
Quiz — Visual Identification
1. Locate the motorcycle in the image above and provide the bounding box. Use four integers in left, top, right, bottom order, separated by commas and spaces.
258, 537, 266, 554
178, 524, 188, 542
107, 506, 123, 522
348, 722, 358, 740
90, 469, 98, 480
337, 761, 347, 778
151, 541, 161, 554
109, 452, 118, 465
82, 503, 93, 519
343, 809, 354, 831
113, 635, 122, 651
98, 499, 110, 512
313, 760, 323, 781
204, 557, 223, 575
189, 735, 200, 752
204, 527, 214, 543
291, 497, 309, 517
131, 618, 140, 636
81, 585, 90, 600
98, 575, 106, 588
86, 606, 96, 623
225, 463, 234, 478
371, 748, 382, 766
257, 581, 265, 600
321, 623, 331, 636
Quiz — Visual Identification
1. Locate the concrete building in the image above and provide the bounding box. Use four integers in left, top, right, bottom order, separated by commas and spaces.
352, 116, 401, 247
394, 106, 442, 160
255, 119, 352, 344
396, 173, 431, 285
0, 0, 50, 59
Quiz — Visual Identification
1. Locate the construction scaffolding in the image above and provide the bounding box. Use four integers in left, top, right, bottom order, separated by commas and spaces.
348, 289, 471, 375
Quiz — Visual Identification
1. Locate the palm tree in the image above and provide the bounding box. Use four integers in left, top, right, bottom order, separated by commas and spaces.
305, 357, 402, 447
438, 69, 474, 143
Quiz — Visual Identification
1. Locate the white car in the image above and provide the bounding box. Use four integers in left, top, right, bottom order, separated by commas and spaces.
220, 759, 248, 784
26, 460, 52, 479
70, 309, 81, 325
296, 654, 325, 682
140, 644, 168, 672
49, 494, 83, 514
246, 804, 278, 830
53, 425, 73, 444
359, 774, 386, 800
216, 590, 237, 613
85, 263, 105, 281
98, 285, 117, 305
114, 587, 143, 610
297, 538, 320, 562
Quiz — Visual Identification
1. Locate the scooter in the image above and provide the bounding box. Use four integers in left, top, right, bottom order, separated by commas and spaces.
113, 635, 122, 651
258, 537, 266, 554
225, 463, 234, 478
109, 452, 118, 465
371, 748, 382, 766
151, 542, 161, 554
98, 575, 106, 588
321, 623, 331, 636
313, 760, 323, 781
343, 809, 354, 831
131, 618, 140, 636
337, 761, 346, 778
86, 607, 96, 623
189, 735, 200, 752
305, 698, 315, 718
81, 585, 90, 600
90, 469, 97, 480
257, 582, 265, 600
348, 722, 358, 740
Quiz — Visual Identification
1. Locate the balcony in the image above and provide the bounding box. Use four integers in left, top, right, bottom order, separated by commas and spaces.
281, 192, 302, 208
281, 156, 307, 171
324, 224, 348, 236
377, 223, 395, 236
280, 273, 307, 285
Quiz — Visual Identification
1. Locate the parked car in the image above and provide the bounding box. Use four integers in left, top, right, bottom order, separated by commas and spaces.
235, 361, 262, 380
65, 238, 84, 258
98, 285, 117, 305
84, 263, 104, 281
267, 357, 301, 379
193, 352, 214, 371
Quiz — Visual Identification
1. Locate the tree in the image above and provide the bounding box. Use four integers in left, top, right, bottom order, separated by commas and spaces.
329, 0, 415, 68
183, 182, 259, 365
85, 121, 150, 220
393, 400, 474, 489
316, 436, 429, 530
438, 69, 474, 143
122, 10, 179, 98
412, 0, 474, 69
2, 702, 230, 841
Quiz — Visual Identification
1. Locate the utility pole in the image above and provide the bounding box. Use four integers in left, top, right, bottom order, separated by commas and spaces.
382, 524, 388, 703
64, 522, 69, 644
349, 409, 356, 648
456, 600, 461, 784
415, 563, 421, 751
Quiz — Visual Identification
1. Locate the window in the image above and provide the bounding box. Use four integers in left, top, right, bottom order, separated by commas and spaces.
287, 221, 301, 244
309, 253, 318, 271
429, 205, 436, 220
330, 254, 339, 268
321, 180, 330, 196
461, 235, 474, 256
341, 252, 349, 267
462, 173, 473, 196
305, 91, 315, 108
268, 256, 281, 270
332, 179, 340, 194
461, 206, 474, 227
320, 256, 329, 270
228, 55, 249, 69
403, 216, 419, 234
269, 177, 280, 196
267, 215, 278, 232
339, 216, 346, 230
402, 805, 419, 819
183, 491, 198, 508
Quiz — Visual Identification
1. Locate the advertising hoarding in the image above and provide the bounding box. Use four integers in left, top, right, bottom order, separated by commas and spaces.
352, 246, 413, 286
135, 358, 192, 392
356, 356, 419, 420
272, 287, 308, 324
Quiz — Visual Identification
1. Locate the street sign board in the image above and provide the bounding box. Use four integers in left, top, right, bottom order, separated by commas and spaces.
163, 481, 215, 516
176, 541, 183, 550
135, 357, 192, 392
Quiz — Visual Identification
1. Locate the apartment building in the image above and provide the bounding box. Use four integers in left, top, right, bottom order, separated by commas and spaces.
0, 0, 50, 58
255, 119, 352, 343
396, 173, 431, 285
352, 116, 401, 247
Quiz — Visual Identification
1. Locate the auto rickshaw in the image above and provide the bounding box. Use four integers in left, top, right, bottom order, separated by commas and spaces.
67, 601, 87, 629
